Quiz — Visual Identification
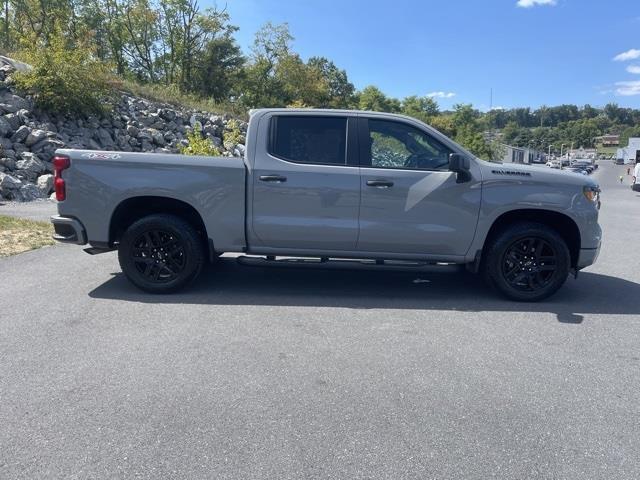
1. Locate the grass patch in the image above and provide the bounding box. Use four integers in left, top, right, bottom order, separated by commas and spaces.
596, 146, 618, 156
120, 79, 247, 118
0, 215, 55, 257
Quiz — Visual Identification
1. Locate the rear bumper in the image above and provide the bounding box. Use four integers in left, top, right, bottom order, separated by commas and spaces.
51, 215, 87, 245
577, 243, 601, 269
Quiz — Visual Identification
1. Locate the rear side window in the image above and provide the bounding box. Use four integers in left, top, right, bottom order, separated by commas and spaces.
270, 116, 347, 165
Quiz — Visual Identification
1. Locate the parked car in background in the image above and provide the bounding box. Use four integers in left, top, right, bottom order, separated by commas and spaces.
50, 108, 602, 302
546, 160, 561, 169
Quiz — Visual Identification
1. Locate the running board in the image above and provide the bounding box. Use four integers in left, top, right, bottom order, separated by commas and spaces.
83, 246, 115, 255
236, 256, 464, 273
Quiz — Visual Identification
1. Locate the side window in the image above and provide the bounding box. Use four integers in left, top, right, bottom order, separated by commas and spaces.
271, 116, 347, 165
367, 119, 453, 171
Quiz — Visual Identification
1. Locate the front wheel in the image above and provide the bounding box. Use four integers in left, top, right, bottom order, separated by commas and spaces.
118, 214, 205, 293
482, 222, 571, 302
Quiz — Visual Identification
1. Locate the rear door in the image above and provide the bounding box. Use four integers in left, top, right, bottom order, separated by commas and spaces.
250, 113, 360, 251
357, 116, 482, 256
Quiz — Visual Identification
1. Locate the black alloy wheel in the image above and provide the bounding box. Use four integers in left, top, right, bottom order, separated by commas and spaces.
482, 222, 570, 302
132, 229, 187, 283
118, 214, 205, 293
501, 237, 558, 293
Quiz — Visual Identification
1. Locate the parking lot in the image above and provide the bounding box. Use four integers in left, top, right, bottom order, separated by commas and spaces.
1, 160, 639, 479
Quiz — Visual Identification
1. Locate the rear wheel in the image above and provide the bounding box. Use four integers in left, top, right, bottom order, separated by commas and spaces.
118, 214, 205, 293
482, 222, 570, 302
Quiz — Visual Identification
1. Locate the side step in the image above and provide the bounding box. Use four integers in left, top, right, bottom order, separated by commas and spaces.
83, 247, 116, 255
236, 256, 464, 273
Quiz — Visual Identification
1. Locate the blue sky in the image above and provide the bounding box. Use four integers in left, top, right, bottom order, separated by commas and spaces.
212, 0, 640, 110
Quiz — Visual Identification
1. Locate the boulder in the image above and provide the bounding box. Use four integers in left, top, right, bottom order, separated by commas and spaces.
0, 116, 11, 136
126, 124, 139, 137
30, 138, 65, 159
11, 125, 30, 143
0, 136, 12, 150
0, 103, 18, 114
36, 173, 54, 195
0, 172, 22, 198
160, 109, 176, 121
190, 114, 206, 129
25, 129, 49, 147
209, 135, 222, 148
96, 127, 114, 148
203, 123, 221, 137
0, 157, 16, 171
4, 113, 21, 131
15, 183, 42, 201
16, 152, 46, 176
0, 93, 30, 111
151, 129, 165, 146
16, 108, 30, 124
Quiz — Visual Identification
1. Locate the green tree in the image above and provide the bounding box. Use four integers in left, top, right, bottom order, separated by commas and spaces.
358, 85, 400, 112
240, 22, 292, 107
194, 34, 244, 101
401, 95, 439, 122
307, 56, 355, 108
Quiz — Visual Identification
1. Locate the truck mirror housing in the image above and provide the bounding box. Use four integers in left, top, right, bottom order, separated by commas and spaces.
449, 153, 471, 183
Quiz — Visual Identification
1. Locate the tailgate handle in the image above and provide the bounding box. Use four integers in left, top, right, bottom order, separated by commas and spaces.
366, 179, 394, 188
259, 175, 287, 183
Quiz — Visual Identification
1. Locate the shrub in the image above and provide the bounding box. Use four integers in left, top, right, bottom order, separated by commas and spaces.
180, 125, 221, 156
223, 119, 245, 149
12, 36, 112, 116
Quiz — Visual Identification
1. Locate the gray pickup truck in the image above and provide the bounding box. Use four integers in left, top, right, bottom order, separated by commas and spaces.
51, 108, 602, 301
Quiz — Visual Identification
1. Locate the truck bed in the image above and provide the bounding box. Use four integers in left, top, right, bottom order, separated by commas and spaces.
55, 149, 247, 252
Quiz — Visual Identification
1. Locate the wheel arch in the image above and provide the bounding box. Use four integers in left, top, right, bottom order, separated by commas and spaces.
482, 209, 581, 268
109, 196, 212, 257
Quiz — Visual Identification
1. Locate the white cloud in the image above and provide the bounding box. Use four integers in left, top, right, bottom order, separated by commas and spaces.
613, 49, 640, 61
426, 91, 456, 99
626, 65, 640, 74
516, 0, 557, 8
615, 80, 640, 96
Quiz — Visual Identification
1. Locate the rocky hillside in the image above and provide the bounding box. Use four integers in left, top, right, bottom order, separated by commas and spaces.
0, 62, 247, 202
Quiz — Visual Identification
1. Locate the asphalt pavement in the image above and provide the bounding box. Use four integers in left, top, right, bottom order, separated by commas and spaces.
1, 161, 639, 479
0, 199, 57, 222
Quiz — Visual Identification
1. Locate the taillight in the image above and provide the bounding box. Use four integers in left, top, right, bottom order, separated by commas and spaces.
52, 155, 71, 201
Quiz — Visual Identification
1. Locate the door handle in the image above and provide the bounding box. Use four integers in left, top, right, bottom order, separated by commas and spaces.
259, 175, 287, 183
366, 179, 394, 188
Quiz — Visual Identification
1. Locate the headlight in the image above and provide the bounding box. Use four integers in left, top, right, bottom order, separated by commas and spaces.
583, 185, 600, 203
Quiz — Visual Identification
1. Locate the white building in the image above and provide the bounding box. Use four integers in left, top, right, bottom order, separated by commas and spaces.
501, 145, 545, 164
616, 137, 640, 164
568, 148, 597, 160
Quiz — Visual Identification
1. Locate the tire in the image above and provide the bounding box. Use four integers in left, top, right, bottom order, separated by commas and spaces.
118, 214, 205, 293
482, 222, 571, 302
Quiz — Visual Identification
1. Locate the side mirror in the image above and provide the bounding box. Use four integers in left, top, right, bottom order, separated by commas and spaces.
449, 153, 471, 183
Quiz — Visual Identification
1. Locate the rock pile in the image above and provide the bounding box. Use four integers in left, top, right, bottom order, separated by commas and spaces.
0, 62, 247, 201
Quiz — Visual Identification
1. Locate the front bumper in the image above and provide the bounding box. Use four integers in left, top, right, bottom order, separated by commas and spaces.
577, 242, 601, 269
51, 215, 87, 245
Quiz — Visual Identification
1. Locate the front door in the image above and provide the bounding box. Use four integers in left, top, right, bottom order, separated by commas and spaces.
250, 114, 360, 251
357, 117, 482, 257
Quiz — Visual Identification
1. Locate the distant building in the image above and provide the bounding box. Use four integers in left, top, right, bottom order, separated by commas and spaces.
616, 137, 640, 164
568, 148, 597, 160
594, 135, 620, 147
501, 144, 545, 164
